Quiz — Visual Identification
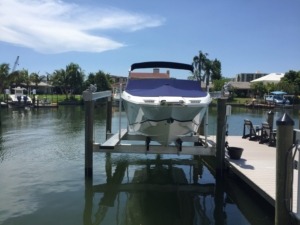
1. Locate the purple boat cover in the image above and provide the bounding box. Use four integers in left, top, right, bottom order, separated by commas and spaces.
125, 79, 207, 97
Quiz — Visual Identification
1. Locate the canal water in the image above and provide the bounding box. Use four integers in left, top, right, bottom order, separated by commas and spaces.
0, 105, 298, 225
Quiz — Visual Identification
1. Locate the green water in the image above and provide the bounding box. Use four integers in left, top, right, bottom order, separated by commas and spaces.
0, 105, 297, 225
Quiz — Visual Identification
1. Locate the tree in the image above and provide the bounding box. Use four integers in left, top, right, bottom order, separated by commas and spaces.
84, 73, 96, 90
203, 57, 212, 88
212, 78, 230, 92
264, 82, 278, 94
19, 69, 30, 92
30, 72, 45, 90
84, 70, 112, 92
192, 51, 222, 89
250, 82, 267, 98
279, 70, 300, 95
50, 69, 69, 99
211, 59, 222, 81
8, 69, 29, 88
50, 63, 85, 99
192, 51, 208, 82
94, 70, 112, 91
65, 63, 84, 98
0, 63, 10, 93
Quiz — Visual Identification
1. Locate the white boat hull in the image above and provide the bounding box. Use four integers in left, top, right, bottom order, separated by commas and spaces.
122, 61, 212, 146
122, 93, 211, 146
9, 95, 32, 105
8, 87, 32, 106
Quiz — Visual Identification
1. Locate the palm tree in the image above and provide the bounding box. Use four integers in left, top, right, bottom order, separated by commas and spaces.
192, 51, 208, 82
21, 69, 30, 88
192, 51, 222, 89
9, 69, 28, 88
29, 72, 45, 91
51, 69, 69, 99
66, 63, 84, 98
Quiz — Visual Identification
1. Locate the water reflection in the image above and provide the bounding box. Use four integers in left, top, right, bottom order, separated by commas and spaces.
84, 154, 228, 225
0, 126, 3, 162
0, 105, 284, 224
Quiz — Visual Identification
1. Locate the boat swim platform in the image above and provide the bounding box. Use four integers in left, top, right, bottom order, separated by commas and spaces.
94, 129, 216, 156
226, 135, 299, 213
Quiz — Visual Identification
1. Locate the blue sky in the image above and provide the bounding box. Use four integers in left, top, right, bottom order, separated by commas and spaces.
0, 0, 299, 79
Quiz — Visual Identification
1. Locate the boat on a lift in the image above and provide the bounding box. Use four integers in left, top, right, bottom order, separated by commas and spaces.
121, 61, 212, 147
264, 91, 291, 106
8, 87, 33, 107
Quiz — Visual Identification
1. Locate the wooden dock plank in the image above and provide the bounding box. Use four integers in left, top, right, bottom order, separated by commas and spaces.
226, 136, 298, 213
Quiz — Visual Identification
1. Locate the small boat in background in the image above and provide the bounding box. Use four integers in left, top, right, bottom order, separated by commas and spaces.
264, 91, 291, 106
8, 87, 33, 107
121, 61, 212, 146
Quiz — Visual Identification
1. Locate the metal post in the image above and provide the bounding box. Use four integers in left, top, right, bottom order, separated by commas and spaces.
83, 89, 95, 179
83, 178, 93, 224
118, 83, 122, 141
106, 96, 112, 139
275, 113, 294, 225
83, 88, 112, 179
205, 107, 209, 144
298, 149, 300, 215
214, 176, 225, 225
216, 98, 227, 178
85, 99, 94, 178
299, 111, 300, 129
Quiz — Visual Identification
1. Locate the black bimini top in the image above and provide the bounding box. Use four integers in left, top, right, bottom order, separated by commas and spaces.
125, 79, 207, 97
130, 61, 194, 72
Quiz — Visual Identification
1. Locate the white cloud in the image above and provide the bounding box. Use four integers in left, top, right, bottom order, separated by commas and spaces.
0, 0, 164, 54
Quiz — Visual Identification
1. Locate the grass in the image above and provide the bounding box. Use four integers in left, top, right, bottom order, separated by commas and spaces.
0, 94, 82, 104
212, 97, 252, 105
228, 98, 252, 104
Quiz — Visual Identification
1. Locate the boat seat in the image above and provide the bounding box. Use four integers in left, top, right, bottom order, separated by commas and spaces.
259, 122, 276, 146
242, 119, 261, 141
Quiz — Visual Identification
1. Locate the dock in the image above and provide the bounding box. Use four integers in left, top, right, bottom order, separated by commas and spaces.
226, 135, 299, 213
95, 129, 300, 211
82, 88, 297, 223
96, 131, 300, 214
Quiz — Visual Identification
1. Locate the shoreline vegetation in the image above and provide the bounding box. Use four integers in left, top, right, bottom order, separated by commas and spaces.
1, 94, 299, 108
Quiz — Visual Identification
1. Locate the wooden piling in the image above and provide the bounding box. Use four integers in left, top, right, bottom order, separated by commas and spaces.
275, 113, 294, 225
85, 99, 94, 178
267, 110, 274, 129
216, 98, 227, 177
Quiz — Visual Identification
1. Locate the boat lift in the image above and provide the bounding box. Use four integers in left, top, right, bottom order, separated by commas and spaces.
83, 86, 227, 178
98, 128, 216, 156
83, 85, 216, 156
